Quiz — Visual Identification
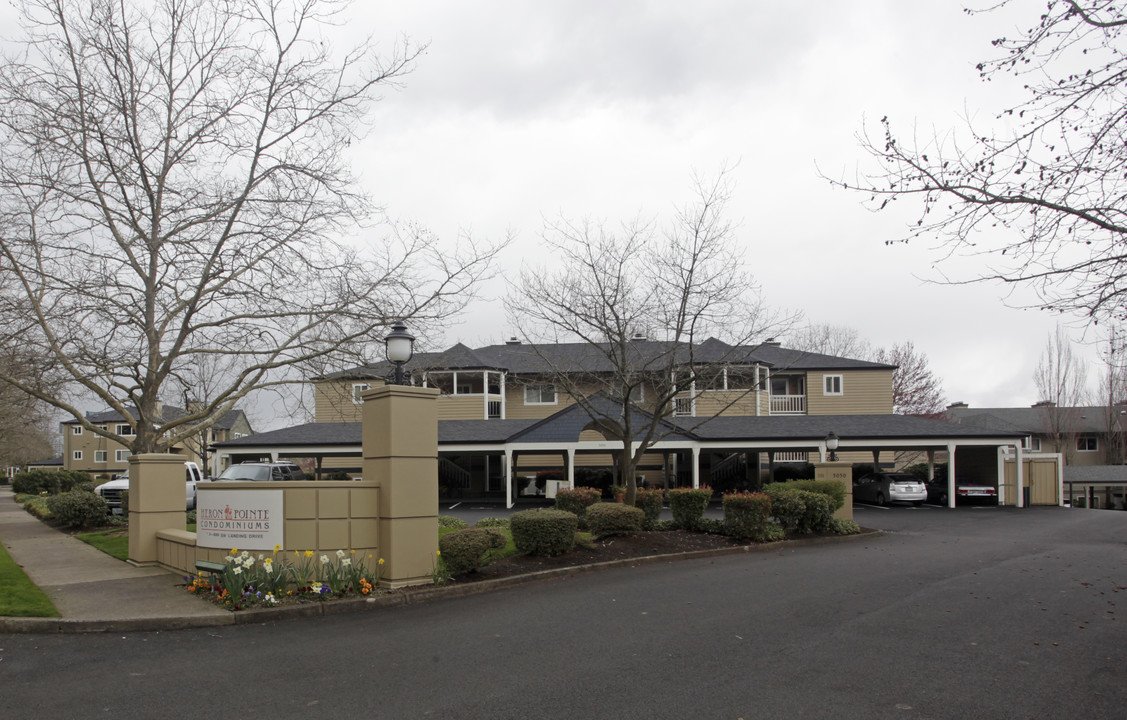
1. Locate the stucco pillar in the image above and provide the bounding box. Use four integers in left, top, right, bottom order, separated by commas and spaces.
814, 461, 853, 522
362, 384, 440, 589
127, 453, 186, 566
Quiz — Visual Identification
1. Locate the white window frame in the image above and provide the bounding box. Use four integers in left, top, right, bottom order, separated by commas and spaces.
823, 374, 843, 396
116, 449, 132, 462
72, 450, 82, 461
1026, 436, 1042, 452
673, 396, 695, 417
524, 384, 557, 405
351, 383, 370, 404
72, 425, 83, 435
116, 423, 135, 436
1077, 436, 1098, 452
94, 450, 107, 463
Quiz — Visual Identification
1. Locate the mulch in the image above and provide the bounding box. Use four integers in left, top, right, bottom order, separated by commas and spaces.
455, 530, 748, 583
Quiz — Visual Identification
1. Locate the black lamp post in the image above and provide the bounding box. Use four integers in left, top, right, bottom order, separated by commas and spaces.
825, 431, 839, 462
384, 321, 415, 386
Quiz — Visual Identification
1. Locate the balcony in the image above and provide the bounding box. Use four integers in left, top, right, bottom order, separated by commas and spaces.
770, 394, 806, 415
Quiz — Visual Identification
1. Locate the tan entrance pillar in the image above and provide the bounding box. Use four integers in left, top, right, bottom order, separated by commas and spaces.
813, 461, 853, 521
127, 453, 187, 566
362, 384, 440, 589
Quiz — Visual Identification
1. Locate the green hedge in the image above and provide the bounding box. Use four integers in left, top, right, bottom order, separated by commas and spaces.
586, 502, 644, 538
438, 515, 469, 529
438, 528, 497, 574
510, 509, 577, 556
763, 480, 846, 511
668, 486, 713, 530
764, 487, 834, 534
633, 488, 664, 530
722, 491, 773, 541
45, 491, 108, 529
12, 470, 93, 495
554, 487, 602, 518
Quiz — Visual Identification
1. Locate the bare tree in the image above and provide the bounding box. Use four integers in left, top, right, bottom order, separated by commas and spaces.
784, 323, 872, 360
1033, 325, 1090, 463
0, 0, 498, 454
1095, 329, 1127, 464
507, 172, 792, 506
872, 341, 946, 417
0, 347, 57, 467
840, 1, 1127, 324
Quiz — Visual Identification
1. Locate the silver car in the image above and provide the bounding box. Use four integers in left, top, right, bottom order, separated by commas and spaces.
853, 472, 927, 506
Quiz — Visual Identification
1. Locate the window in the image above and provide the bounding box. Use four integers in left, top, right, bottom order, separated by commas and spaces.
1025, 436, 1042, 452
673, 397, 694, 417
94, 451, 107, 463
116, 450, 132, 462
116, 423, 134, 435
524, 384, 557, 405
823, 375, 843, 396
629, 385, 644, 402
72, 425, 82, 435
72, 450, 82, 461
1077, 436, 1098, 452
351, 383, 370, 404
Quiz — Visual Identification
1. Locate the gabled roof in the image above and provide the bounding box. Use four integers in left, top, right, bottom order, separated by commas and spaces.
507, 393, 694, 444
64, 405, 250, 431
1063, 465, 1127, 484
668, 413, 1024, 441
314, 337, 893, 381
948, 406, 1118, 434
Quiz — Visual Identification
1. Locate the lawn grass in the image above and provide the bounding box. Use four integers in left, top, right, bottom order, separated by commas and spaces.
0, 540, 59, 617
77, 529, 129, 561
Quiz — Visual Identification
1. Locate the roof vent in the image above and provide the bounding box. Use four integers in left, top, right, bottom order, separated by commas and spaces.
631, 331, 647, 341
505, 337, 521, 345
1032, 400, 1056, 408
947, 401, 968, 410
764, 338, 781, 348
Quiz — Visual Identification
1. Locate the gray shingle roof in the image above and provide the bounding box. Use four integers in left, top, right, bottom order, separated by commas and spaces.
948, 406, 1116, 434
668, 414, 1024, 441
1063, 465, 1127, 484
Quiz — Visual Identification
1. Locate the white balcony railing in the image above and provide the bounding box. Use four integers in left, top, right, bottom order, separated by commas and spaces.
770, 394, 806, 415
773, 451, 810, 462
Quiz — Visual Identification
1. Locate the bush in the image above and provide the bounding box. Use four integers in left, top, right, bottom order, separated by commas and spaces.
510, 509, 577, 556
757, 524, 786, 542
574, 467, 614, 496
45, 490, 109, 529
633, 488, 664, 530
554, 486, 602, 518
120, 489, 129, 516
20, 494, 52, 520
475, 517, 510, 528
723, 491, 772, 541
764, 487, 834, 534
12, 469, 60, 495
438, 515, 468, 529
586, 502, 644, 538
668, 486, 713, 530
695, 517, 727, 535
438, 528, 496, 574
58, 471, 93, 493
772, 463, 814, 482
829, 518, 861, 535
763, 480, 846, 512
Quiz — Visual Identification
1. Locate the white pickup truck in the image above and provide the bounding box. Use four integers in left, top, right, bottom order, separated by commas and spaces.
94, 461, 204, 513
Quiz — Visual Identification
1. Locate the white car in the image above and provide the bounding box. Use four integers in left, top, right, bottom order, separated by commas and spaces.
94, 461, 204, 514
853, 472, 928, 506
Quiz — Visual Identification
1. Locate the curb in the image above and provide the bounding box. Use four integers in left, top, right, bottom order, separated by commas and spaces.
0, 529, 883, 634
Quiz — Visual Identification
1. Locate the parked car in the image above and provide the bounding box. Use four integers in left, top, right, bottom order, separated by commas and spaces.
853, 472, 927, 506
94, 461, 204, 514
213, 461, 307, 482
925, 478, 998, 505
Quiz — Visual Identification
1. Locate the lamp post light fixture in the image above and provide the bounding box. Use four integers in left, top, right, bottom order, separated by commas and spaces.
384, 321, 415, 386
825, 431, 839, 462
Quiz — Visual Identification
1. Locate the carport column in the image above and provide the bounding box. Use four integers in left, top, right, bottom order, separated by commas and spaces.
814, 462, 853, 522
1014, 442, 1025, 508
946, 444, 957, 509
566, 448, 575, 489
927, 450, 935, 481
504, 448, 514, 509
126, 453, 187, 567
362, 385, 440, 589
691, 446, 700, 489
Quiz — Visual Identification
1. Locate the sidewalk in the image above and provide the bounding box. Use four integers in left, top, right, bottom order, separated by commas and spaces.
0, 487, 230, 632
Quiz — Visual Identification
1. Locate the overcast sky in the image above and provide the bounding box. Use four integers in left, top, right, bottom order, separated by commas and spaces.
3, 0, 1111, 428
343, 0, 1108, 410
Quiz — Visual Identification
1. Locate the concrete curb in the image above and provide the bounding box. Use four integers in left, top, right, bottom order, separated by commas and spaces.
0, 529, 882, 634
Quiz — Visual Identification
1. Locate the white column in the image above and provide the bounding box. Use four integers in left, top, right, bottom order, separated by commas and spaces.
505, 448, 514, 509
818, 443, 827, 463
946, 444, 957, 509
927, 449, 935, 481
1015, 442, 1025, 508
566, 448, 575, 489
692, 447, 700, 489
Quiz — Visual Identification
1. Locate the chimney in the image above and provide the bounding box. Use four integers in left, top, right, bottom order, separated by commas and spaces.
946, 401, 968, 410
1032, 400, 1056, 408
764, 338, 781, 348
505, 337, 521, 345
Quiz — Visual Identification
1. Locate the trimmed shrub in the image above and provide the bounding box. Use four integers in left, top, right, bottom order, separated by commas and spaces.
633, 488, 664, 530
764, 487, 805, 533
586, 502, 644, 538
45, 490, 109, 528
764, 487, 834, 534
20, 494, 52, 520
438, 528, 496, 574
757, 523, 786, 542
723, 491, 772, 541
695, 517, 727, 535
480, 526, 508, 549
510, 509, 577, 556
829, 518, 861, 535
475, 517, 510, 528
763, 480, 846, 512
554, 486, 602, 518
12, 469, 60, 495
58, 471, 93, 493
797, 491, 834, 534
438, 515, 468, 529
120, 489, 129, 516
668, 486, 713, 530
